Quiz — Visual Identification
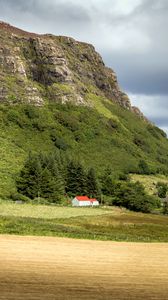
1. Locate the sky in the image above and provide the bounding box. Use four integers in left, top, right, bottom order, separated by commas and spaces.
0, 0, 167, 134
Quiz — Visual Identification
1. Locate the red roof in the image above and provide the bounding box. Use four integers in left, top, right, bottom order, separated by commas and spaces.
75, 196, 97, 202
76, 196, 90, 201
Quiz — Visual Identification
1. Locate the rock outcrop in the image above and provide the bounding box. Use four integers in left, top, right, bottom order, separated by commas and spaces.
0, 21, 144, 118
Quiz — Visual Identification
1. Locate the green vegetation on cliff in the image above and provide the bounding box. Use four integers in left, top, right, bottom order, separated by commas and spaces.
0, 101, 168, 199
0, 21, 168, 204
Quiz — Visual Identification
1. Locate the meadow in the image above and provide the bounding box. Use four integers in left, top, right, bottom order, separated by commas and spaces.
0, 202, 168, 242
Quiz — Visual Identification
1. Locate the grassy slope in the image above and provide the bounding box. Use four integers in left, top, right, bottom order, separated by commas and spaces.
0, 203, 168, 242
0, 99, 168, 198
131, 174, 168, 195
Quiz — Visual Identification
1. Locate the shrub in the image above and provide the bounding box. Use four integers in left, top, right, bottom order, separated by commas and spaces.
112, 181, 159, 213
24, 106, 39, 119
55, 111, 79, 131
163, 201, 168, 215
54, 137, 69, 150
156, 182, 168, 198
147, 124, 167, 139
11, 193, 30, 203
138, 160, 151, 175
107, 118, 119, 130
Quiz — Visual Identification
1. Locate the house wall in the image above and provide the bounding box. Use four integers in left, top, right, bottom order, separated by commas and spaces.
72, 198, 99, 207
72, 199, 80, 206
92, 201, 99, 206
78, 201, 92, 207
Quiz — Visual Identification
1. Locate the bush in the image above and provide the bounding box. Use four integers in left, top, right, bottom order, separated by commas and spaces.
156, 182, 168, 198
54, 137, 69, 150
118, 172, 130, 181
32, 197, 50, 205
11, 193, 30, 203
55, 111, 79, 131
112, 181, 159, 213
147, 124, 167, 139
138, 160, 151, 175
107, 118, 119, 130
163, 201, 168, 215
24, 106, 39, 119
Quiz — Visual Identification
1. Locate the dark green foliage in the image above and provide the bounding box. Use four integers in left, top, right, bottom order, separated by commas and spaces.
16, 152, 65, 203
1, 101, 168, 200
65, 160, 87, 197
163, 201, 168, 215
156, 182, 168, 198
101, 168, 115, 196
86, 168, 99, 198
147, 124, 167, 139
24, 106, 39, 119
138, 160, 151, 175
118, 172, 130, 181
134, 135, 146, 147
55, 111, 79, 132
7, 109, 28, 128
100, 166, 160, 212
11, 193, 30, 203
54, 137, 69, 150
107, 118, 119, 130
112, 181, 160, 213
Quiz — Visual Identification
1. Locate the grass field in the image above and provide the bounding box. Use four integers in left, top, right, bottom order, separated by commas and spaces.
0, 202, 168, 242
0, 201, 113, 219
0, 235, 168, 300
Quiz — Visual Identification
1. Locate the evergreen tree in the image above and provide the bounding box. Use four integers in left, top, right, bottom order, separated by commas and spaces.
75, 163, 87, 195
40, 167, 64, 203
86, 168, 99, 198
65, 160, 87, 197
65, 160, 79, 197
101, 168, 114, 196
16, 152, 65, 202
16, 153, 43, 199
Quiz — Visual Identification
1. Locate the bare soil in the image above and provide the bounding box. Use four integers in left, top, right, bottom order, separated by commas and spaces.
0, 235, 168, 300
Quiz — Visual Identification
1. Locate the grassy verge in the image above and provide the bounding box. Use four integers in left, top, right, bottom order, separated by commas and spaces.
0, 203, 168, 242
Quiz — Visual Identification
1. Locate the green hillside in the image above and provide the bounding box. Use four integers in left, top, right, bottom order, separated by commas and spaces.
0, 99, 168, 198
0, 21, 168, 200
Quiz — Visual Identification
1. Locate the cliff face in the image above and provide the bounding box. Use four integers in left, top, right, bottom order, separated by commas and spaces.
0, 21, 142, 115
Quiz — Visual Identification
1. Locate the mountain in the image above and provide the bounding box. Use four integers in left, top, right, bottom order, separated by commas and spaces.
0, 21, 168, 198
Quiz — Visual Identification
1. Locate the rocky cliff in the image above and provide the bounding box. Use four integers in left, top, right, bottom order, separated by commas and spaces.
0, 21, 143, 116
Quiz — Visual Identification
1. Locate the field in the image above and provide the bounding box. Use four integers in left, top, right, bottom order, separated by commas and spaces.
0, 201, 113, 219
0, 235, 168, 300
0, 202, 168, 242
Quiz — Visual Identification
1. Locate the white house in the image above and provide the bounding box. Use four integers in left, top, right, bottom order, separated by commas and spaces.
72, 196, 99, 207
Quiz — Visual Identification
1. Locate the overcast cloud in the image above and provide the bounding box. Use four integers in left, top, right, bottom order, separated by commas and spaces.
0, 0, 167, 134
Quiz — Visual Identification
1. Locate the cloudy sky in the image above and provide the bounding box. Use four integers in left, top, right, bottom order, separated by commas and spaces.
0, 0, 167, 134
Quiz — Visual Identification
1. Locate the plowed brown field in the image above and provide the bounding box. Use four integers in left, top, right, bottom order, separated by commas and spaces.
0, 235, 168, 300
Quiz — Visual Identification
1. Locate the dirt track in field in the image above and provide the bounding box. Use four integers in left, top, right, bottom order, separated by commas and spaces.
0, 236, 168, 300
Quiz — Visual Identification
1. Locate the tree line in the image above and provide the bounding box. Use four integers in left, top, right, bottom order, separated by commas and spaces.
15, 151, 162, 213
16, 152, 99, 203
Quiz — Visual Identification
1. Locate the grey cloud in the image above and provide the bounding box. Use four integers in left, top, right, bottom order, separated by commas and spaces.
152, 117, 168, 127
129, 93, 168, 134
0, 0, 91, 24
102, 51, 168, 96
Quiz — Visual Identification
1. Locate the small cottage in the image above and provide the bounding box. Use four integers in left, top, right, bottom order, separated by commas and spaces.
72, 196, 99, 207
